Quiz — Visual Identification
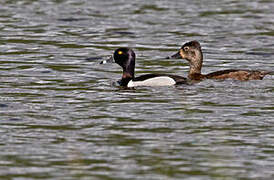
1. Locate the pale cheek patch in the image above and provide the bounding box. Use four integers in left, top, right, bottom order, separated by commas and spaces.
128, 76, 176, 87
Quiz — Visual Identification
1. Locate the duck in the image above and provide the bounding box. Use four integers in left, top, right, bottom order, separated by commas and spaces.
167, 40, 272, 81
101, 47, 188, 87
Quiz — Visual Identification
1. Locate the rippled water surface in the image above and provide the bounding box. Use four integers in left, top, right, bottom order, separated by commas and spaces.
1, 0, 274, 179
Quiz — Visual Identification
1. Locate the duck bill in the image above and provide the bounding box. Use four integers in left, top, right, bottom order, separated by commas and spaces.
100, 56, 114, 64
166, 51, 181, 59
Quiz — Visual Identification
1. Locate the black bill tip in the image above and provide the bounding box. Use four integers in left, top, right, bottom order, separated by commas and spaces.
167, 51, 181, 59
100, 56, 114, 64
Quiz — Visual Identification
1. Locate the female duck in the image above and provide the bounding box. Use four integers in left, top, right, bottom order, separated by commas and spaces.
168, 41, 272, 81
101, 48, 187, 87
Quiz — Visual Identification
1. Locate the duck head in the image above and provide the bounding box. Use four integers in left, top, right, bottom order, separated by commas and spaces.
168, 41, 203, 75
101, 47, 136, 80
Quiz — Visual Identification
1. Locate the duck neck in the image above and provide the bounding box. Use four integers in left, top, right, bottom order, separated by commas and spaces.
121, 62, 135, 86
188, 51, 203, 78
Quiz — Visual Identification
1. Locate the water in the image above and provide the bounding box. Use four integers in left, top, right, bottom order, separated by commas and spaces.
0, 0, 274, 179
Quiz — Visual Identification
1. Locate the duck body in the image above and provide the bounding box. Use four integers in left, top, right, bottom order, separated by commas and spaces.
204, 69, 270, 80
121, 74, 186, 87
189, 69, 270, 81
168, 40, 271, 81
105, 48, 187, 87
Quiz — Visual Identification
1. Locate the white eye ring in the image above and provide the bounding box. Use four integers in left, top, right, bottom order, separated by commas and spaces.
184, 46, 189, 51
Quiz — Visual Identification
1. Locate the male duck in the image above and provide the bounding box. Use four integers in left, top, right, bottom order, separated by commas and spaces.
101, 48, 187, 87
167, 41, 272, 81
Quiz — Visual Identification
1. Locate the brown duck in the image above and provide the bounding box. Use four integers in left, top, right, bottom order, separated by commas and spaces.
168, 41, 272, 81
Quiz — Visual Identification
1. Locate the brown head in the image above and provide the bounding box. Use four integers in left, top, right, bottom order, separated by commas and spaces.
168, 41, 203, 75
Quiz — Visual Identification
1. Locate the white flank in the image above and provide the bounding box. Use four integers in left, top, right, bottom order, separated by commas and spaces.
127, 76, 176, 87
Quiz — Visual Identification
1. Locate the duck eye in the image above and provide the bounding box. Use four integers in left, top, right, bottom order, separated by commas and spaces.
184, 46, 189, 51
118, 51, 123, 55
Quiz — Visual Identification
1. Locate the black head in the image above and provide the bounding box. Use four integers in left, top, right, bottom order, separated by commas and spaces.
100, 47, 136, 65
113, 48, 136, 82
113, 48, 135, 68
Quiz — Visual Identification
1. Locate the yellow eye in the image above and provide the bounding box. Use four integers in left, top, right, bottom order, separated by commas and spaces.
118, 51, 123, 55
